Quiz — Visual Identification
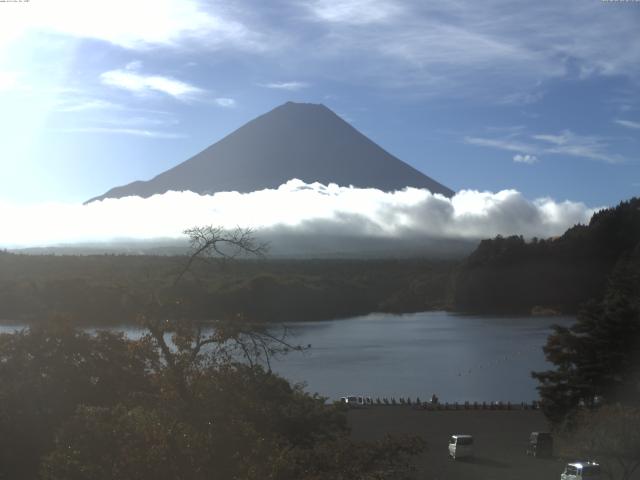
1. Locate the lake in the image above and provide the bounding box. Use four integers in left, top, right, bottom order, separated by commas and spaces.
268, 311, 574, 403
0, 311, 573, 403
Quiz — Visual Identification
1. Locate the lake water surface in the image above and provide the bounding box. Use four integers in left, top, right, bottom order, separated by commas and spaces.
269, 311, 574, 403
0, 311, 574, 403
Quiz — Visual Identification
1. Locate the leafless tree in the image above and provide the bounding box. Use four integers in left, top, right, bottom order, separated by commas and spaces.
174, 226, 267, 287
140, 226, 306, 405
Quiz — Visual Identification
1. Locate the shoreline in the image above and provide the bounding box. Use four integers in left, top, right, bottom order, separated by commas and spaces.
0, 306, 573, 328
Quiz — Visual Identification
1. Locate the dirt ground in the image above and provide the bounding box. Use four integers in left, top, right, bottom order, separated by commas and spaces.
348, 407, 569, 480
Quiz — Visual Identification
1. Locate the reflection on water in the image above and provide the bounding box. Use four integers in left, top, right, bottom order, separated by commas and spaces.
0, 311, 574, 402
269, 311, 574, 402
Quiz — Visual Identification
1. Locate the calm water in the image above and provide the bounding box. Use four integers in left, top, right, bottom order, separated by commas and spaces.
269, 311, 574, 403
0, 311, 573, 403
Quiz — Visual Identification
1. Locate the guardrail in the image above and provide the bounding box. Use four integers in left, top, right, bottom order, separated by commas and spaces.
340, 397, 541, 410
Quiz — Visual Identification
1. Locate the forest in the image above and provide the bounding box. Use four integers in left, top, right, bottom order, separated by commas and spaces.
0, 253, 454, 325
453, 197, 640, 314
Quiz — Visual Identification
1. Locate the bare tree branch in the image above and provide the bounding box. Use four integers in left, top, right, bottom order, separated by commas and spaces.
174, 226, 268, 287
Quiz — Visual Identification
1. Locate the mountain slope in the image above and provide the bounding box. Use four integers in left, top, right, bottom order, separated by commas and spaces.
87, 102, 453, 203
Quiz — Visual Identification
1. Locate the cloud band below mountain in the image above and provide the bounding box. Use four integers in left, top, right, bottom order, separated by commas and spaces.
0, 180, 596, 255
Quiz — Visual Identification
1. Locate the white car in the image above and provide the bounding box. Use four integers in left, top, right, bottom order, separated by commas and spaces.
448, 434, 474, 460
561, 461, 601, 479
339, 395, 371, 408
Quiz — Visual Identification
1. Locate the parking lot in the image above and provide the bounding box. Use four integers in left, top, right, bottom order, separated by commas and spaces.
348, 407, 567, 480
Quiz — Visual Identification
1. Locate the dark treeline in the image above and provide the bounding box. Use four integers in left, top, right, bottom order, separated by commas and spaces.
0, 254, 455, 325
453, 197, 640, 314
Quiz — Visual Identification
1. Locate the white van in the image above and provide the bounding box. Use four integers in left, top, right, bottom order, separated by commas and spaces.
339, 395, 371, 408
561, 462, 601, 479
448, 434, 474, 460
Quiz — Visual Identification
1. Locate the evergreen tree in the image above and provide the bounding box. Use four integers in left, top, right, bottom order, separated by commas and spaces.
532, 250, 640, 423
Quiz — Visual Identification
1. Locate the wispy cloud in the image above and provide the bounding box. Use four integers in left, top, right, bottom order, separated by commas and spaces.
124, 60, 143, 71
0, 0, 263, 51
56, 99, 124, 112
95, 115, 180, 127
308, 0, 404, 25
533, 130, 623, 164
467, 129, 623, 164
464, 137, 537, 154
299, 1, 640, 98
54, 127, 186, 139
615, 119, 640, 130
259, 81, 310, 91
3, 1, 638, 104
53, 89, 174, 115
513, 154, 538, 164
531, 133, 566, 145
100, 67, 204, 100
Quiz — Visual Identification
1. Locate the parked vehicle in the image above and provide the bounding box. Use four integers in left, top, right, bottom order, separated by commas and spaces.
526, 431, 553, 458
448, 434, 474, 460
339, 395, 372, 408
560, 462, 601, 479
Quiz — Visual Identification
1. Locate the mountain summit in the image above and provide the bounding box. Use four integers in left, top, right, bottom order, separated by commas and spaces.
87, 102, 453, 203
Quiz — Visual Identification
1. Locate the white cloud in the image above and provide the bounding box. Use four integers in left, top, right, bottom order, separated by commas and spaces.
100, 68, 204, 100
1, 1, 638, 105
259, 81, 310, 91
54, 127, 186, 139
464, 137, 537, 154
615, 119, 640, 130
532, 133, 567, 145
214, 97, 236, 107
125, 61, 143, 71
302, 2, 558, 95
513, 154, 538, 164
0, 0, 261, 51
55, 99, 124, 112
533, 130, 622, 164
98, 116, 180, 127
0, 180, 595, 250
309, 0, 404, 24
300, 1, 640, 97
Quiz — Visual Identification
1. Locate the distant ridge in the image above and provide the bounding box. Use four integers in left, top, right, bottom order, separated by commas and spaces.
87, 101, 453, 203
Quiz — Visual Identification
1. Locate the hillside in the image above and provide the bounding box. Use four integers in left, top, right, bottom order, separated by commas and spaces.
453, 197, 640, 314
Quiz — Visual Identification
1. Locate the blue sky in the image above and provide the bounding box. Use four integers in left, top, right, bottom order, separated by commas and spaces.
0, 0, 638, 208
